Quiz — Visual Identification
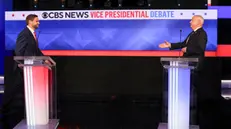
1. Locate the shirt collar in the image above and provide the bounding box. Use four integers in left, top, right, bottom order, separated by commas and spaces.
27, 26, 35, 34
193, 27, 201, 32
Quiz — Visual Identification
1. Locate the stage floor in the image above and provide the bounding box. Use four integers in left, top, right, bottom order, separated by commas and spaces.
158, 123, 199, 129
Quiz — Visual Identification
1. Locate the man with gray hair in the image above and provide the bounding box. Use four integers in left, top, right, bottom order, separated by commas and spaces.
159, 15, 215, 129
159, 15, 207, 58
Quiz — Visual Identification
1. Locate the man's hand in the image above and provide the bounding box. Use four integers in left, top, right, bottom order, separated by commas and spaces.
159, 40, 171, 48
181, 47, 187, 53
44, 60, 51, 65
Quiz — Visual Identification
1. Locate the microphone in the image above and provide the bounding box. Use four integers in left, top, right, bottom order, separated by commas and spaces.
179, 29, 182, 57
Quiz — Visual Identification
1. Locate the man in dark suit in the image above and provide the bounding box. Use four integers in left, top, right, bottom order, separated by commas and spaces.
15, 14, 43, 56
159, 15, 207, 58
159, 15, 207, 98
1, 14, 48, 129
159, 15, 207, 86
159, 15, 221, 129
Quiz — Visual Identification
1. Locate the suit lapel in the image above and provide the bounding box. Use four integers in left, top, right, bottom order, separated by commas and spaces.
186, 28, 204, 44
185, 31, 194, 44
25, 27, 37, 46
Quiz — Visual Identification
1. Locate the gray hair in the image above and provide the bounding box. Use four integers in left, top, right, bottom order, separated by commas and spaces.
194, 15, 204, 25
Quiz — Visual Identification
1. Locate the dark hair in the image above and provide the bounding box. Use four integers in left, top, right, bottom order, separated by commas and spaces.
26, 14, 38, 25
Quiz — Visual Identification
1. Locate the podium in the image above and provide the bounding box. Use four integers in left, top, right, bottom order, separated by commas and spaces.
160, 57, 198, 129
13, 56, 59, 129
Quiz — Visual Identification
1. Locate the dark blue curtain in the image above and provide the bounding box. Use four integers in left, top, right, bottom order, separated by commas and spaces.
0, 1, 5, 75
0, 0, 13, 75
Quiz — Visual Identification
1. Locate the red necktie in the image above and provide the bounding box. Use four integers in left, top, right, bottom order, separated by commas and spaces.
33, 32, 38, 46
33, 32, 37, 40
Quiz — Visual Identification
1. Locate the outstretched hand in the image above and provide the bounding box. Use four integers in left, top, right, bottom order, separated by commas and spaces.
181, 47, 187, 53
45, 60, 51, 65
159, 40, 171, 48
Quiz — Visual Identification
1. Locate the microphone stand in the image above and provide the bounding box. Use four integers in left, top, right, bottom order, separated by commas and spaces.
179, 29, 182, 58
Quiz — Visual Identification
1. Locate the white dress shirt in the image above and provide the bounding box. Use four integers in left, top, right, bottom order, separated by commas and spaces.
27, 26, 36, 39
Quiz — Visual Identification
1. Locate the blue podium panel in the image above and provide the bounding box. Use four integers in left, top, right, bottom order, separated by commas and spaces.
168, 63, 191, 129
161, 58, 198, 129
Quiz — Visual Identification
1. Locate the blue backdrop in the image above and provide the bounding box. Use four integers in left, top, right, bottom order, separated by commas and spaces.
5, 19, 217, 51
209, 6, 231, 19
0, 0, 13, 75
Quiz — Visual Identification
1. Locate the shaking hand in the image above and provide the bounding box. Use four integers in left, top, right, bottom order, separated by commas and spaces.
181, 47, 187, 53
159, 40, 171, 48
45, 60, 51, 65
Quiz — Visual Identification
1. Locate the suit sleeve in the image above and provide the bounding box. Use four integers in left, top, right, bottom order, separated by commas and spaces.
37, 48, 44, 56
15, 33, 28, 56
169, 38, 187, 50
186, 32, 207, 55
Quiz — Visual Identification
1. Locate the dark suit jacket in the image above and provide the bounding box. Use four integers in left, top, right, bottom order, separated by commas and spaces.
15, 27, 44, 56
2, 27, 46, 120
13, 27, 44, 71
2, 27, 44, 111
170, 27, 207, 58
170, 28, 207, 71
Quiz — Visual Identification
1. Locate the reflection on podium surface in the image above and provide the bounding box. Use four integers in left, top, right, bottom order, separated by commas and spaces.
222, 80, 231, 99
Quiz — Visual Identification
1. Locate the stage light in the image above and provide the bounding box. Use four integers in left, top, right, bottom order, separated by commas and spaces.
147, 0, 152, 7
34, 0, 38, 9
118, 0, 122, 7
104, 0, 112, 8
67, 0, 75, 7
75, 0, 83, 8
89, 0, 94, 8
61, 0, 65, 8
137, 0, 145, 7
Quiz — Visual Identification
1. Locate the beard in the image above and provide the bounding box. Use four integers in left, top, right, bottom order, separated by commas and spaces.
33, 24, 39, 29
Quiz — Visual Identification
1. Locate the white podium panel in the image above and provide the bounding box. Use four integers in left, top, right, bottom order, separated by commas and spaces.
14, 56, 59, 129
160, 58, 198, 129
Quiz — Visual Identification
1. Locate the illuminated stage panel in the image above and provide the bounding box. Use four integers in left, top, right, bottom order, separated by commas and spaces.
5, 42, 230, 57
41, 45, 231, 57
209, 6, 231, 18
41, 50, 216, 56
5, 10, 217, 51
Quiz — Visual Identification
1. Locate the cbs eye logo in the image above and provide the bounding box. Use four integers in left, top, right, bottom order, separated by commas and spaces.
42, 12, 48, 19
41, 12, 64, 19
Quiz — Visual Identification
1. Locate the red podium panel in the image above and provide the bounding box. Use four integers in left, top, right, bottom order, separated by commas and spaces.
14, 56, 58, 129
